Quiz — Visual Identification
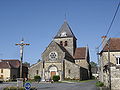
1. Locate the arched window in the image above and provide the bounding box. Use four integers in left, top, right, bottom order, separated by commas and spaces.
64, 41, 68, 46
60, 41, 63, 46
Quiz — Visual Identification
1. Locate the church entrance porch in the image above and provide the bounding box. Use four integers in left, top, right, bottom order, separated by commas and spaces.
51, 71, 56, 78
49, 65, 58, 79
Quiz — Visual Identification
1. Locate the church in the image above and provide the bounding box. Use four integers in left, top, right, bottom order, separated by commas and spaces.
29, 21, 91, 81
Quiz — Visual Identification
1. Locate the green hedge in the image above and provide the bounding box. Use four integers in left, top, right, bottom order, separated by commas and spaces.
52, 75, 60, 82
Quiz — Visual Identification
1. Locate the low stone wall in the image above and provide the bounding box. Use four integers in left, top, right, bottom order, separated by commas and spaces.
111, 67, 120, 90
103, 66, 120, 90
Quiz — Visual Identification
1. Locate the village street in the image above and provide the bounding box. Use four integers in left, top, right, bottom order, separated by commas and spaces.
0, 80, 98, 90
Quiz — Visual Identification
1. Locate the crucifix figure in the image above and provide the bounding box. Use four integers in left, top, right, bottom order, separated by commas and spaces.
15, 38, 30, 78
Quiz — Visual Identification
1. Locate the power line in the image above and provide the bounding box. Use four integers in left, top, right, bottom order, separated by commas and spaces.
98, 0, 120, 48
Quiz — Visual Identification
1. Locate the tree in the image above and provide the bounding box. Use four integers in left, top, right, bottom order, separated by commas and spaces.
37, 59, 41, 63
23, 62, 30, 67
90, 61, 97, 67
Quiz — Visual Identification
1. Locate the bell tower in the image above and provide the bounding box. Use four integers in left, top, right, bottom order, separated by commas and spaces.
54, 21, 77, 56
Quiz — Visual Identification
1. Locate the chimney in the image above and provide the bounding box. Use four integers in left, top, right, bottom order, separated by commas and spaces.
101, 36, 107, 48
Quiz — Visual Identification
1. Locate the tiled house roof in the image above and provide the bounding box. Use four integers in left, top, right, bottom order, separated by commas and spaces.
0, 62, 11, 68
103, 38, 120, 52
0, 59, 20, 68
74, 47, 86, 59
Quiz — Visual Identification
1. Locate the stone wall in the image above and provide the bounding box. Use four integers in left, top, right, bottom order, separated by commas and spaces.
54, 37, 76, 56
75, 59, 89, 69
42, 41, 65, 62
111, 67, 120, 90
100, 51, 120, 85
44, 61, 62, 80
28, 61, 43, 79
64, 60, 80, 80
101, 52, 120, 66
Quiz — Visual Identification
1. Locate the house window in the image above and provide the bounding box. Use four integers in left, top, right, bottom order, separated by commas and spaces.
1, 69, 3, 73
36, 70, 39, 75
64, 41, 68, 46
60, 41, 63, 46
116, 57, 120, 65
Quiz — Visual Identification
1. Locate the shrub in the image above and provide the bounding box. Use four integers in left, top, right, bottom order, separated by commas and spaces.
34, 75, 41, 82
96, 81, 104, 87
52, 75, 60, 82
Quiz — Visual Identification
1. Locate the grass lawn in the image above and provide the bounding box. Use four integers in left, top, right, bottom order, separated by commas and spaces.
62, 79, 96, 83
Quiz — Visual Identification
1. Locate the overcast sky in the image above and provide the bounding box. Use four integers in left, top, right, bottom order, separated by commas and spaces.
0, 0, 120, 65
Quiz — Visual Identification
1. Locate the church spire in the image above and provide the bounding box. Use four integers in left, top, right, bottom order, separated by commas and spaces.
54, 21, 76, 39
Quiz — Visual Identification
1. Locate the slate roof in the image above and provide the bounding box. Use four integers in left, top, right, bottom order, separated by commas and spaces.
102, 38, 120, 52
0, 59, 20, 68
74, 47, 86, 59
54, 21, 76, 39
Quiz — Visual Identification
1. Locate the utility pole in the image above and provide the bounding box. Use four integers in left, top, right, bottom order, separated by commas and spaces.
96, 47, 100, 80
107, 39, 111, 90
15, 38, 30, 78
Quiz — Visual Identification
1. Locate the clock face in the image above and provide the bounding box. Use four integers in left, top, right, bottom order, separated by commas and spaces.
60, 32, 67, 37
49, 51, 58, 60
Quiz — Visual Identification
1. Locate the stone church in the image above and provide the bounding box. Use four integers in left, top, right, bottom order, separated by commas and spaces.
29, 21, 91, 81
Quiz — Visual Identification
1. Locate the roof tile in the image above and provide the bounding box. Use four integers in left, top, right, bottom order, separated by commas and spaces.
74, 47, 86, 59
103, 38, 120, 51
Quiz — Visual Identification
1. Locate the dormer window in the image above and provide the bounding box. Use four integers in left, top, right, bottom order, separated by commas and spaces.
116, 57, 120, 65
60, 41, 63, 46
64, 41, 68, 46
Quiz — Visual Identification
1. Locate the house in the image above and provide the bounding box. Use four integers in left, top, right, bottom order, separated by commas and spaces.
0, 59, 28, 81
99, 37, 120, 90
29, 21, 91, 81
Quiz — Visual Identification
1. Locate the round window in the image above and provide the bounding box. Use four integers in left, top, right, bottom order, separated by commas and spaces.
49, 52, 58, 60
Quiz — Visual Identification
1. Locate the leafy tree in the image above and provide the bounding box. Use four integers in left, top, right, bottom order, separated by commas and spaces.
23, 62, 30, 67
90, 61, 97, 67
37, 59, 41, 62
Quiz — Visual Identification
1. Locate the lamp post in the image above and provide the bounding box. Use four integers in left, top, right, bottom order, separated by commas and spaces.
15, 38, 30, 78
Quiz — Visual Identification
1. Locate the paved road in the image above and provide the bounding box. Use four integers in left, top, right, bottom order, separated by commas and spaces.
0, 82, 17, 90
0, 80, 98, 90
